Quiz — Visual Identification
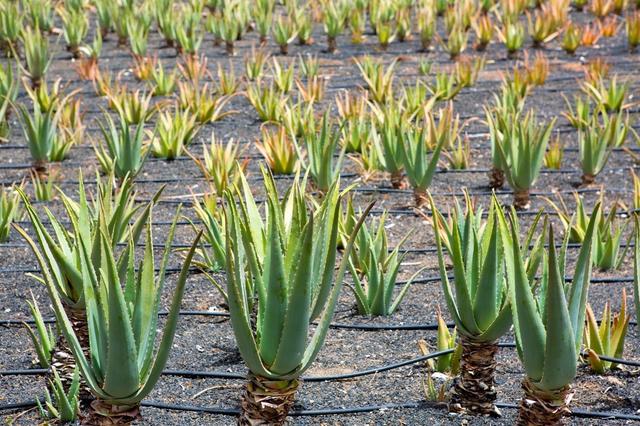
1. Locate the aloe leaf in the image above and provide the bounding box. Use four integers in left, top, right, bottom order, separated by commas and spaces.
133, 230, 202, 403
432, 203, 468, 335
473, 218, 500, 330
539, 226, 577, 391
224, 202, 271, 378
271, 215, 314, 375
566, 202, 599, 352
508, 221, 546, 382
259, 197, 288, 367
101, 233, 140, 399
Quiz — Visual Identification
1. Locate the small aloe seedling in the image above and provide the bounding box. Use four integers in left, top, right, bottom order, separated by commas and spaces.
298, 113, 346, 193
26, 0, 54, 34
499, 21, 525, 58
444, 136, 471, 170
562, 95, 591, 130
442, 24, 468, 59
17, 101, 63, 172
323, 0, 345, 53
417, 6, 436, 50
431, 194, 513, 416
20, 25, 53, 88
95, 110, 148, 180
429, 70, 463, 101
527, 6, 560, 48
177, 82, 236, 124
59, 5, 88, 58
355, 56, 397, 105
256, 125, 298, 174
473, 14, 493, 51
578, 115, 616, 186
0, 185, 20, 242
348, 213, 423, 316
582, 76, 629, 113
0, 2, 23, 55
494, 111, 556, 209
149, 60, 177, 96
627, 11, 640, 50
37, 367, 79, 422
216, 62, 240, 96
584, 291, 630, 373
192, 132, 244, 198
150, 107, 200, 160
31, 169, 57, 201
524, 51, 549, 86
298, 53, 319, 79
419, 315, 461, 403
544, 136, 563, 170
419, 310, 462, 376
400, 124, 446, 207
271, 58, 295, 94
23, 293, 55, 368
273, 14, 298, 55
77, 33, 102, 81
246, 82, 287, 122
244, 45, 270, 81
561, 21, 581, 54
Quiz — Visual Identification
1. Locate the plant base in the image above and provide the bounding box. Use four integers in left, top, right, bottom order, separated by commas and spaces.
83, 400, 141, 425
513, 189, 530, 210
390, 171, 407, 189
581, 173, 596, 186
414, 189, 429, 208
449, 337, 500, 417
517, 379, 572, 426
239, 374, 299, 425
488, 167, 505, 189
226, 42, 235, 56
327, 37, 337, 53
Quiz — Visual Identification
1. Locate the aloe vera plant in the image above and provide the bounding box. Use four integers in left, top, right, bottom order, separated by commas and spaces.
16, 101, 63, 172
578, 115, 616, 186
15, 172, 163, 391
95, 110, 148, 180
18, 206, 201, 423
400, 124, 446, 207
150, 107, 200, 160
37, 367, 79, 422
0, 62, 18, 137
0, 185, 21, 242
23, 293, 55, 368
20, 25, 53, 88
298, 113, 346, 193
431, 194, 514, 416
493, 111, 556, 209
222, 168, 372, 424
584, 291, 630, 373
348, 213, 422, 316
505, 206, 599, 425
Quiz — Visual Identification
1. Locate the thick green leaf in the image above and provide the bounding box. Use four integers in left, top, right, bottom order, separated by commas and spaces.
539, 225, 577, 390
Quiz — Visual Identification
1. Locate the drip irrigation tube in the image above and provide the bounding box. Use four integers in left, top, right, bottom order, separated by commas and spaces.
2, 397, 639, 420
3, 343, 640, 381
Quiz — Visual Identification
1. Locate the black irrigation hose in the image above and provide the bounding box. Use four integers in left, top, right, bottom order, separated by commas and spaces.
3, 397, 640, 420
4, 342, 640, 382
